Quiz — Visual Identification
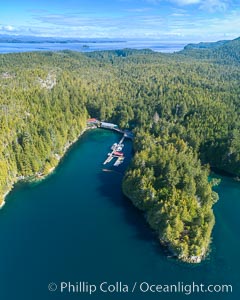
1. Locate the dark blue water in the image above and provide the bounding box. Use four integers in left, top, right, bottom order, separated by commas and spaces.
0, 41, 185, 54
0, 129, 239, 300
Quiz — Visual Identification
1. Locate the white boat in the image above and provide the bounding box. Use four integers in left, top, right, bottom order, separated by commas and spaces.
114, 157, 124, 166
111, 143, 118, 150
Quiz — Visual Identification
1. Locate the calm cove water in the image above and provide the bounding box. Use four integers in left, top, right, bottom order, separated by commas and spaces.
0, 129, 239, 300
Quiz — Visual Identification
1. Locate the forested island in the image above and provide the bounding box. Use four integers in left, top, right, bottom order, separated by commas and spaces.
0, 37, 239, 263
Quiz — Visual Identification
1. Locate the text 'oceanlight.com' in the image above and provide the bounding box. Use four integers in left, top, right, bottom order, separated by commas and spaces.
48, 281, 233, 296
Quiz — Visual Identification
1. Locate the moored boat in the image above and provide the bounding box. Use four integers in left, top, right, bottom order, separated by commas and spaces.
113, 151, 124, 156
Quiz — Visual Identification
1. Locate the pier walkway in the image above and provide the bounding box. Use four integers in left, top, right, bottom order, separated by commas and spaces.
112, 128, 134, 139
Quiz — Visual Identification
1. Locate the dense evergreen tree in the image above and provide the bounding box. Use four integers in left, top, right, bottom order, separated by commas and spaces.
0, 39, 239, 261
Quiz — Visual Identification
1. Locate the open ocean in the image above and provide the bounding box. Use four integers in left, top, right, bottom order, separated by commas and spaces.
0, 40, 186, 54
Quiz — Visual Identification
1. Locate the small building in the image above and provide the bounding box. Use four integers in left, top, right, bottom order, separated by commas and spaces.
87, 118, 100, 127
87, 118, 99, 124
100, 122, 118, 129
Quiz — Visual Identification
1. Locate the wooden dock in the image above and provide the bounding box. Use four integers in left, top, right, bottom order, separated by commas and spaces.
103, 155, 114, 165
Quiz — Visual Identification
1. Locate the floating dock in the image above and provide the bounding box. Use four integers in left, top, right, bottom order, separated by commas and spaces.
103, 135, 125, 166
87, 118, 133, 167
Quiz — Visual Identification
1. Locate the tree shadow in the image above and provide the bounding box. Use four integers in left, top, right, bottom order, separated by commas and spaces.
97, 163, 169, 259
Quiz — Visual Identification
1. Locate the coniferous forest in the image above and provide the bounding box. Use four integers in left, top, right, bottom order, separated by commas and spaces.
0, 37, 239, 262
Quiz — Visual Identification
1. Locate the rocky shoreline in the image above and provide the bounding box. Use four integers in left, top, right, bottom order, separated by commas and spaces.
160, 238, 207, 264
0, 127, 89, 210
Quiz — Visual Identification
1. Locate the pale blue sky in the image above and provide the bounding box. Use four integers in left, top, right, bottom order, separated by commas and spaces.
0, 0, 239, 42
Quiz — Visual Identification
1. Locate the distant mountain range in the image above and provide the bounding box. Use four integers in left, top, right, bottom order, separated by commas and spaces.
0, 34, 125, 44
182, 36, 240, 63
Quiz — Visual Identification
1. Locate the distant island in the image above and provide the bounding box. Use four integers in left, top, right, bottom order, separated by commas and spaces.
0, 34, 126, 44
0, 37, 239, 263
184, 39, 229, 50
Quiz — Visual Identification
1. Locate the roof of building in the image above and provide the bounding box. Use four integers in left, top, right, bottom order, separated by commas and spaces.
87, 118, 98, 123
101, 122, 118, 127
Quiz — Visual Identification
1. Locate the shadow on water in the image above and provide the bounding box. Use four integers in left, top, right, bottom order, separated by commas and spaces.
96, 138, 163, 251
99, 171, 157, 243
96, 143, 179, 265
